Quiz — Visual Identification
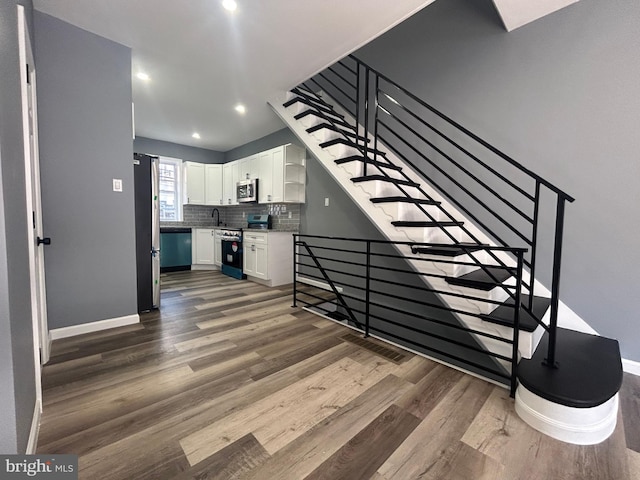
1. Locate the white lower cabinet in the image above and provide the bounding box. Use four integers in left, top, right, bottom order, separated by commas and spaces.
243, 231, 293, 286
192, 229, 218, 269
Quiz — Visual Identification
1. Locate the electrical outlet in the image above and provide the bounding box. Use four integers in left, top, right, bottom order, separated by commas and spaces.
288, 211, 292, 219
112, 179, 123, 192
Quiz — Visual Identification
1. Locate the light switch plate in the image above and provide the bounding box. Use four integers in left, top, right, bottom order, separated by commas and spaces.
113, 178, 123, 192
324, 197, 330, 207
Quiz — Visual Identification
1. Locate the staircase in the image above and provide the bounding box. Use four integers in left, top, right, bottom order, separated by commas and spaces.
268, 55, 622, 445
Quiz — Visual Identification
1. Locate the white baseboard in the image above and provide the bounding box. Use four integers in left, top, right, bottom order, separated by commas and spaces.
49, 314, 140, 340
623, 358, 640, 376
26, 399, 41, 454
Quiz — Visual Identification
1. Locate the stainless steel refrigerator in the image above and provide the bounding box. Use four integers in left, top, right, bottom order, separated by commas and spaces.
133, 153, 160, 312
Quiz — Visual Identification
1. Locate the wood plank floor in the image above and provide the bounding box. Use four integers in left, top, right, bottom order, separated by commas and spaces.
37, 270, 640, 480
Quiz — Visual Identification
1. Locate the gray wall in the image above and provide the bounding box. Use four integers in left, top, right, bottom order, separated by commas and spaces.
0, 0, 37, 454
225, 128, 301, 162
349, 0, 640, 361
134, 136, 224, 164
34, 12, 138, 329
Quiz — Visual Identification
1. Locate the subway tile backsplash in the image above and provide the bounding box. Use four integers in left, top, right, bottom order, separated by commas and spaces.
161, 204, 300, 231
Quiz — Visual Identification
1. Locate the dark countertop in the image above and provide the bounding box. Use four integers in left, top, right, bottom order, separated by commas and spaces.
160, 227, 192, 233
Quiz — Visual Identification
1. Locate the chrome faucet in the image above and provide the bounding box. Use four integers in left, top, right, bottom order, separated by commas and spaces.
211, 208, 221, 226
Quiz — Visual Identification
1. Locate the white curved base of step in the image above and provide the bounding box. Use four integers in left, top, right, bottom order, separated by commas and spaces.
514, 384, 618, 445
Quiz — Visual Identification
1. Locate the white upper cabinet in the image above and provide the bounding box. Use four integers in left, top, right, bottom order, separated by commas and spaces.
184, 144, 305, 206
237, 154, 259, 181
184, 161, 205, 205
222, 161, 238, 205
204, 164, 223, 205
258, 144, 305, 204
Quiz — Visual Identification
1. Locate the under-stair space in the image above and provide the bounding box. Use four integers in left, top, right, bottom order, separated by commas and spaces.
270, 55, 622, 445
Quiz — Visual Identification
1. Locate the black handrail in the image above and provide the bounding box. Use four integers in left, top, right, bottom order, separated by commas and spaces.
293, 234, 526, 396
299, 54, 575, 368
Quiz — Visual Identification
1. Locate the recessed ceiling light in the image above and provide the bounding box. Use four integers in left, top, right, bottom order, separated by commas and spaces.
222, 0, 237, 12
136, 72, 150, 81
234, 104, 246, 114
192, 132, 201, 139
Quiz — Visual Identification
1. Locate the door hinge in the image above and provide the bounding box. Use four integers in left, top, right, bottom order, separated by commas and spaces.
25, 64, 30, 84
32, 211, 36, 229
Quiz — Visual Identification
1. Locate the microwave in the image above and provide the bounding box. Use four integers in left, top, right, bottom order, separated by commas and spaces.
236, 178, 258, 203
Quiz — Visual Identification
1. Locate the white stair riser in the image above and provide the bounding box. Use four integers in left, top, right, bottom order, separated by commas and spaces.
375, 201, 442, 222
515, 388, 619, 445
354, 179, 423, 199
337, 159, 405, 181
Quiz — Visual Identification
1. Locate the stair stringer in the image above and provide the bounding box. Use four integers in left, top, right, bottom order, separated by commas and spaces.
269, 91, 545, 362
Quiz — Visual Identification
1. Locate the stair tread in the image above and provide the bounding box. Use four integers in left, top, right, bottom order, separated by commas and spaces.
480, 294, 550, 332
335, 156, 402, 171
284, 96, 336, 115
392, 220, 463, 227
371, 196, 439, 205
294, 109, 354, 128
307, 123, 367, 142
307, 122, 356, 134
290, 87, 329, 105
351, 175, 418, 187
320, 138, 387, 156
445, 266, 514, 290
411, 242, 488, 256
518, 327, 622, 408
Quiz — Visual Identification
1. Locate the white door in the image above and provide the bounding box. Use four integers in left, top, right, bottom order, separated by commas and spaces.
18, 5, 49, 408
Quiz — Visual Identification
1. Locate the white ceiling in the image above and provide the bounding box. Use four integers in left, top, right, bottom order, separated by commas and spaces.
32, 0, 435, 152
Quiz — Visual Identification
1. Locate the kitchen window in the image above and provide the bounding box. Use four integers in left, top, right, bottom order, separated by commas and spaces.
159, 157, 183, 222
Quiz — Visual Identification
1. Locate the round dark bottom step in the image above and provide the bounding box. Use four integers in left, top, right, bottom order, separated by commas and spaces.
518, 327, 622, 408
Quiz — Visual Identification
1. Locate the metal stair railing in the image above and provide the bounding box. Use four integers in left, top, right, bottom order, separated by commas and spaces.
293, 234, 526, 396
301, 55, 575, 368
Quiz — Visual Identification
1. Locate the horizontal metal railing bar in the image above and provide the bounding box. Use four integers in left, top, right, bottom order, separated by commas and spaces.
297, 239, 524, 305
297, 267, 515, 324
364, 298, 514, 344
364, 311, 513, 362
365, 324, 511, 381
295, 236, 527, 253
378, 98, 536, 222
295, 282, 515, 345
297, 243, 544, 332
295, 297, 341, 314
311, 76, 355, 114
297, 259, 518, 301
325, 65, 357, 96
378, 120, 534, 246
297, 263, 367, 288
297, 276, 503, 325
337, 59, 358, 77
348, 54, 575, 202
364, 286, 511, 322
298, 247, 518, 271
295, 254, 366, 270
296, 245, 367, 257
367, 275, 510, 307
297, 258, 515, 309
378, 87, 536, 203
307, 77, 355, 117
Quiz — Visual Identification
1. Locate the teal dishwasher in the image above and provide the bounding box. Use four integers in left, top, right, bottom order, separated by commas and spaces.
160, 228, 192, 272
